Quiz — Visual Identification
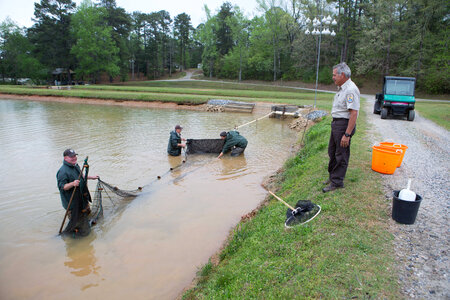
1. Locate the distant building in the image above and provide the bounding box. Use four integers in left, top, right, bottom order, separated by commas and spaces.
52, 68, 75, 86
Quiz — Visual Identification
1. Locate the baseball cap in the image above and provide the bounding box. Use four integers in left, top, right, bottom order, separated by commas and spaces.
63, 149, 78, 157
220, 131, 227, 137
175, 125, 183, 130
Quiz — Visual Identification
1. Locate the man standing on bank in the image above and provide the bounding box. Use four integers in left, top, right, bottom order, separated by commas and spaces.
167, 125, 186, 156
217, 130, 248, 159
323, 62, 360, 193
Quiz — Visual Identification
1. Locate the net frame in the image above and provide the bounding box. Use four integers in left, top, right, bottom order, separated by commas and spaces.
186, 139, 224, 154
284, 200, 321, 228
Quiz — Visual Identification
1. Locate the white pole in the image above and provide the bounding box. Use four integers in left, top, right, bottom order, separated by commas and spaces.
314, 29, 322, 109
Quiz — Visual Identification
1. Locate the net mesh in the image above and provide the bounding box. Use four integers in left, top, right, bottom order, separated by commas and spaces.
62, 179, 141, 237
285, 200, 321, 228
186, 138, 224, 154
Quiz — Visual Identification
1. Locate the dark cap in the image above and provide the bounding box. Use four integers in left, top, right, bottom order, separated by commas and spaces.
220, 131, 227, 137
63, 149, 78, 157
175, 125, 183, 130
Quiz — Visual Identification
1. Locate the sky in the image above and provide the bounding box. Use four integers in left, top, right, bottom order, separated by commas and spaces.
0, 0, 260, 29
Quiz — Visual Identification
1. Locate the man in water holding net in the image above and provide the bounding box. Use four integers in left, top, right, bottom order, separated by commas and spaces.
57, 149, 98, 234
217, 131, 248, 158
167, 125, 186, 156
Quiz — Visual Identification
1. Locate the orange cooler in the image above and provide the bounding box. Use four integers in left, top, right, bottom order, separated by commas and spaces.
371, 146, 403, 174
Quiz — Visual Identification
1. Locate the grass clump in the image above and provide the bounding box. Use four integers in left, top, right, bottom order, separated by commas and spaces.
415, 102, 450, 130
183, 105, 400, 299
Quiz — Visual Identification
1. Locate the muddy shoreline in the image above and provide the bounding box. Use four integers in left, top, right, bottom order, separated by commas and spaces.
0, 93, 207, 110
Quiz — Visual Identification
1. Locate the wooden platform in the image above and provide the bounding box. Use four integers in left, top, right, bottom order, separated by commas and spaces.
223, 102, 255, 113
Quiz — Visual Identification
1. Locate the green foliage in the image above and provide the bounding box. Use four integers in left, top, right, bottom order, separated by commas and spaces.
98, 0, 132, 78
28, 0, 76, 72
318, 67, 333, 84
174, 13, 192, 70
353, 0, 449, 94
215, 2, 234, 56
198, 7, 218, 78
0, 0, 447, 93
70, 0, 120, 82
0, 19, 46, 83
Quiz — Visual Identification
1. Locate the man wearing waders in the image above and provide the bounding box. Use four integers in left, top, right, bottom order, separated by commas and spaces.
167, 125, 186, 156
217, 130, 248, 158
323, 62, 360, 193
56, 149, 98, 216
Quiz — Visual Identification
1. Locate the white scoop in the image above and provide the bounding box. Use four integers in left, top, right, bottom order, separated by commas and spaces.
399, 179, 416, 201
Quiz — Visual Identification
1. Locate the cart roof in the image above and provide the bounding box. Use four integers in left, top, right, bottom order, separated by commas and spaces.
384, 76, 415, 82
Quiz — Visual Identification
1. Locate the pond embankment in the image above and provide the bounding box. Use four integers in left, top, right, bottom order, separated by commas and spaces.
0, 93, 207, 110
182, 107, 401, 299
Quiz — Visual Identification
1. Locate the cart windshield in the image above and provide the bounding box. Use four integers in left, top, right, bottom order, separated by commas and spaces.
385, 79, 415, 96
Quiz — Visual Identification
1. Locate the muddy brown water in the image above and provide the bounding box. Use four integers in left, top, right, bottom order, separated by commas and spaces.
0, 99, 298, 299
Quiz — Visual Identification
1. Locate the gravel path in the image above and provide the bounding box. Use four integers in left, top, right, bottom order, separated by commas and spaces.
362, 94, 450, 299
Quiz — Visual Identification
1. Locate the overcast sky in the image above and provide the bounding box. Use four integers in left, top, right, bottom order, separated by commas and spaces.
0, 0, 261, 29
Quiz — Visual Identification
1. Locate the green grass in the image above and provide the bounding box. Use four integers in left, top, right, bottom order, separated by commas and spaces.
121, 79, 316, 92
0, 83, 333, 109
183, 103, 400, 299
74, 84, 319, 101
415, 102, 450, 130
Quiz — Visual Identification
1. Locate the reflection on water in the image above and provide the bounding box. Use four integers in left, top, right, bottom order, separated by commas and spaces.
0, 99, 298, 299
218, 154, 248, 180
63, 233, 99, 278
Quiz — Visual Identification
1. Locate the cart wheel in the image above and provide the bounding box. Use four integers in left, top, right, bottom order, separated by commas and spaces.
373, 101, 381, 114
381, 108, 388, 119
407, 110, 415, 121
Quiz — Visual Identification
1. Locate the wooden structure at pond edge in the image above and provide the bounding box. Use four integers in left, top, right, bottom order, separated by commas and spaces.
207, 99, 255, 113
223, 102, 255, 113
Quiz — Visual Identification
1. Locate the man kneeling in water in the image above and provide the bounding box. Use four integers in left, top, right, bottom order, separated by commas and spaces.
217, 131, 248, 159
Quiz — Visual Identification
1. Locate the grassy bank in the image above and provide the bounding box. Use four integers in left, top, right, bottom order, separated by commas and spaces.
183, 106, 399, 299
73, 85, 319, 101
415, 102, 450, 130
0, 83, 333, 109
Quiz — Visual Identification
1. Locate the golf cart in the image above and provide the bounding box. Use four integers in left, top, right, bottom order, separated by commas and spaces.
374, 76, 416, 121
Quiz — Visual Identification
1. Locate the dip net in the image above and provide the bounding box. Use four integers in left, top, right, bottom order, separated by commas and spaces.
62, 179, 141, 237
285, 200, 321, 228
186, 138, 224, 154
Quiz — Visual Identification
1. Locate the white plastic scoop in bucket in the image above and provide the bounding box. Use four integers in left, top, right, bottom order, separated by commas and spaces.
399, 179, 416, 201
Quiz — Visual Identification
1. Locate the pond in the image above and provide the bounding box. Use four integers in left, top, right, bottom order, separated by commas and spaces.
0, 98, 298, 299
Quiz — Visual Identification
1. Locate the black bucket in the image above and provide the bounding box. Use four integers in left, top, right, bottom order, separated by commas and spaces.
392, 190, 422, 224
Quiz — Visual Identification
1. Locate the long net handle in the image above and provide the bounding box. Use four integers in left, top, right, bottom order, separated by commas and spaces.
58, 157, 88, 234
268, 190, 295, 211
234, 112, 273, 130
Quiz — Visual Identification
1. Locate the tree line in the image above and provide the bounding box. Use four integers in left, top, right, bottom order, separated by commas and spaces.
0, 0, 448, 93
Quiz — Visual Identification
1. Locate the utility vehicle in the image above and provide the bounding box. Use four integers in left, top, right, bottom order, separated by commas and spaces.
374, 76, 416, 121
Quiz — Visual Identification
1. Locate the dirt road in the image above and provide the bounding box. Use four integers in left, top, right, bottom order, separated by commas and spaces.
362, 94, 449, 298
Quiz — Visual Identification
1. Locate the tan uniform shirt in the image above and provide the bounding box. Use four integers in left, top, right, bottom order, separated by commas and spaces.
331, 78, 360, 119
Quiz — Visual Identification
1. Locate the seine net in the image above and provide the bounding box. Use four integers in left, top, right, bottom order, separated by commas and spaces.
285, 200, 321, 228
186, 138, 224, 154
62, 179, 141, 237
